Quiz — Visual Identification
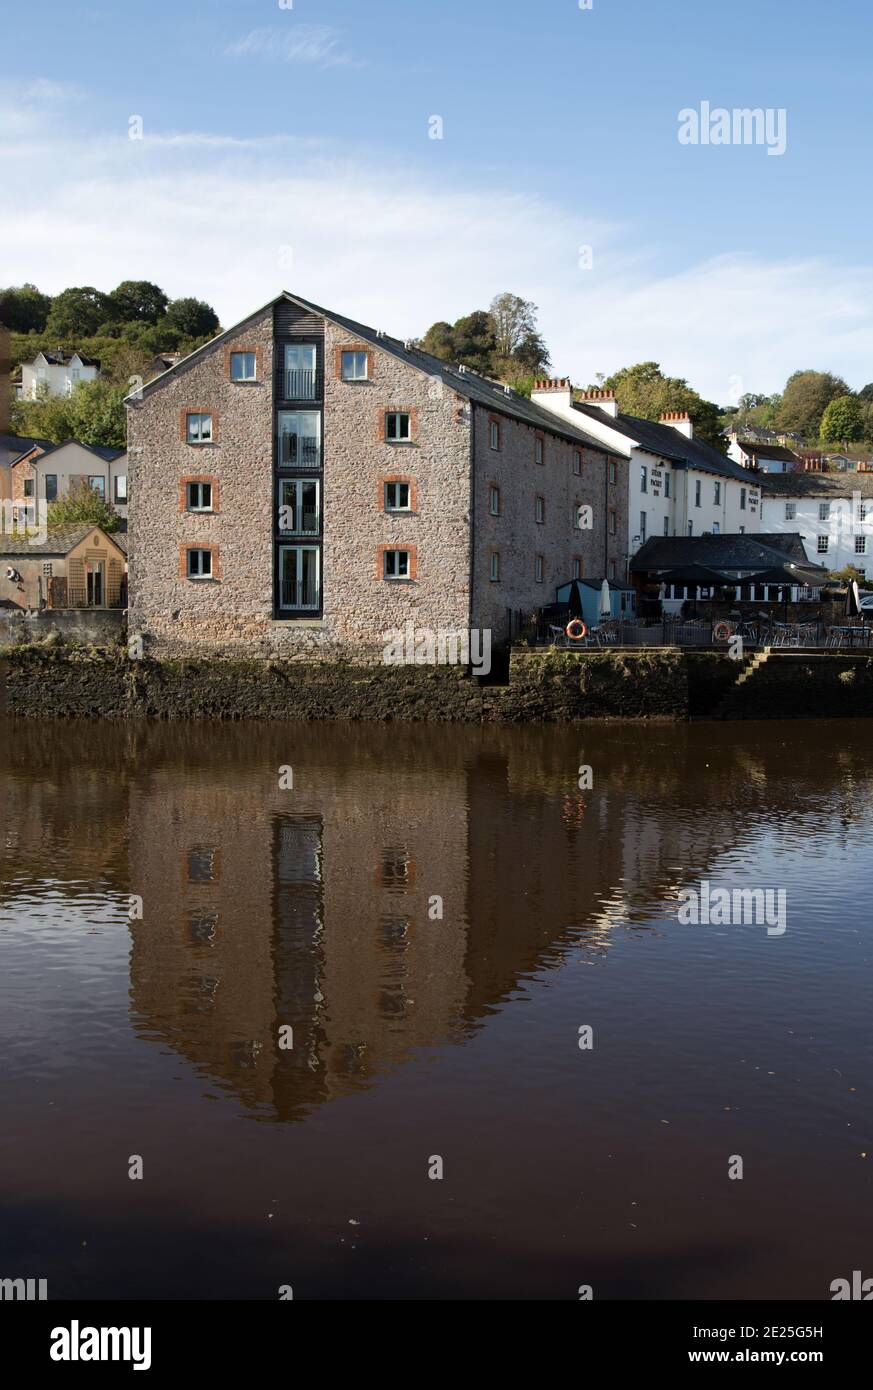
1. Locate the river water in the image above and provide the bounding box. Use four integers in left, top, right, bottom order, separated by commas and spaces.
1, 717, 870, 1300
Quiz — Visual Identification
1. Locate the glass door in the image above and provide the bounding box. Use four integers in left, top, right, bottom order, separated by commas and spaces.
278, 546, 320, 612
284, 344, 317, 400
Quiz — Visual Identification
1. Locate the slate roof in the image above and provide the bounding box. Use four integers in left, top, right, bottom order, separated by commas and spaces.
733, 440, 800, 463
127, 291, 619, 456
0, 524, 121, 556
570, 403, 755, 484
31, 350, 100, 368
760, 472, 873, 499
630, 532, 824, 576
21, 439, 126, 465
0, 433, 54, 466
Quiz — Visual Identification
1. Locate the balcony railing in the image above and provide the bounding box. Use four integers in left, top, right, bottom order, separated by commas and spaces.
278, 437, 321, 469
284, 369, 318, 401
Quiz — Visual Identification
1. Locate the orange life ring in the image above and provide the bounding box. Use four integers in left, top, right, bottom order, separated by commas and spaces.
714, 620, 732, 642
566, 619, 587, 642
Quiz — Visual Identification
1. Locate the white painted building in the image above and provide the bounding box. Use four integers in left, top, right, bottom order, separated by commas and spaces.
760, 473, 873, 578
21, 350, 100, 400
530, 381, 761, 577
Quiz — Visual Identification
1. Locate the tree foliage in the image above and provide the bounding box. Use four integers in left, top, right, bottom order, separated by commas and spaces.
777, 370, 850, 437
47, 482, 121, 534
12, 379, 128, 449
820, 394, 864, 446
108, 280, 169, 325
588, 361, 728, 451
417, 292, 550, 388
164, 297, 220, 339
0, 283, 51, 333
45, 286, 114, 338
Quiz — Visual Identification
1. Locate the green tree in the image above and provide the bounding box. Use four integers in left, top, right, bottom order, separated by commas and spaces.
589, 361, 727, 450
0, 283, 51, 333
45, 286, 114, 338
857, 382, 873, 402
418, 320, 455, 360
777, 370, 850, 438
451, 310, 497, 374
489, 293, 549, 372
109, 280, 169, 325
820, 394, 863, 446
164, 297, 220, 339
47, 482, 120, 534
12, 378, 126, 450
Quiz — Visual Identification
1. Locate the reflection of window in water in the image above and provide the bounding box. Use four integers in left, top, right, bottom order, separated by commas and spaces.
275, 818, 323, 885
379, 989, 407, 1019
187, 848, 219, 883
182, 973, 220, 1014
230, 1039, 263, 1070
380, 848, 413, 890
379, 915, 410, 948
187, 909, 219, 946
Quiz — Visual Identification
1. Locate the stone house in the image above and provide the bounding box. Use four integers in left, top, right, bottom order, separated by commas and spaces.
125, 291, 627, 659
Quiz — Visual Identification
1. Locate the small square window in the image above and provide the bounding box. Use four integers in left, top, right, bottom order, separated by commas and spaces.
386, 412, 411, 442
489, 552, 500, 582
384, 549, 410, 579
187, 547, 213, 578
535, 437, 544, 465
490, 420, 501, 451
187, 413, 213, 444
187, 848, 218, 883
489, 485, 500, 516
384, 481, 410, 511
535, 554, 544, 583
187, 481, 213, 512
573, 451, 582, 475
230, 351, 257, 382
535, 495, 545, 523
342, 350, 369, 381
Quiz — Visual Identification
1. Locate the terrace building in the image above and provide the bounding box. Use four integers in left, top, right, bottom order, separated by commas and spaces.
125, 291, 628, 658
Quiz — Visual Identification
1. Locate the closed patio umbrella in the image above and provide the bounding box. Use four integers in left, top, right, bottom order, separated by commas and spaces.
567, 580, 585, 619
599, 578, 612, 619
845, 579, 861, 618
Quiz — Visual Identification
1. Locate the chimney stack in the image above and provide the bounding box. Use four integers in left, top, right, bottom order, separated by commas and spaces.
0, 324, 11, 435
530, 376, 574, 417
573, 387, 619, 419
659, 410, 693, 440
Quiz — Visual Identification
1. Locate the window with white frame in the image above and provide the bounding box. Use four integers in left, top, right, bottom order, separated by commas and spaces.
384, 549, 411, 579
535, 554, 544, 583
695, 479, 701, 507
785, 502, 796, 520
385, 411, 411, 442
187, 412, 213, 444
489, 485, 500, 516
714, 481, 720, 505
573, 450, 582, 475
819, 502, 831, 520
641, 464, 648, 494
856, 536, 867, 554
187, 548, 213, 579
89, 476, 105, 498
535, 495, 545, 523
640, 510, 647, 542
278, 478, 320, 534
490, 419, 501, 451
817, 536, 829, 553
285, 343, 317, 400
114, 475, 127, 504
712, 522, 720, 534
384, 481, 411, 511
279, 544, 320, 609
186, 481, 213, 512
278, 411, 321, 468
608, 460, 616, 485
230, 351, 257, 382
341, 350, 368, 382
535, 437, 544, 465
740, 487, 746, 511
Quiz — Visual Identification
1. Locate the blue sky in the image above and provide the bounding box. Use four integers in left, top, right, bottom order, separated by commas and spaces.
3, 0, 873, 400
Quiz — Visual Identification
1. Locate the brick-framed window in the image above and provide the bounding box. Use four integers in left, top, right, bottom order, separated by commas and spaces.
180, 410, 218, 444
535, 554, 545, 583
336, 344, 373, 381
573, 450, 582, 475
381, 476, 416, 512
489, 416, 502, 451
535, 495, 545, 523
377, 544, 417, 580
224, 346, 262, 382
184, 847, 222, 884
488, 483, 500, 516
180, 544, 220, 580
608, 508, 617, 536
179, 476, 220, 513
534, 434, 545, 465
381, 409, 417, 443
488, 550, 500, 582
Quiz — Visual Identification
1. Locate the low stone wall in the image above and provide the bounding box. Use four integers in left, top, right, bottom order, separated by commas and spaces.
0, 644, 871, 722
0, 609, 125, 651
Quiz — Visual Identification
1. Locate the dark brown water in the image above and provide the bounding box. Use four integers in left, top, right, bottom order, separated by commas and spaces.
1, 717, 871, 1300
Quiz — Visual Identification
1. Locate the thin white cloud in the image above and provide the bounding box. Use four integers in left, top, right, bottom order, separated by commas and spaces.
224, 25, 359, 70
1, 103, 872, 401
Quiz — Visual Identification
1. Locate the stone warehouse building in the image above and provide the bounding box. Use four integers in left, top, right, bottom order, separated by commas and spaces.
125, 292, 627, 658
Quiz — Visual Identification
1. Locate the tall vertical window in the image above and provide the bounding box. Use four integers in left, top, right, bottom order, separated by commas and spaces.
695, 479, 701, 507
714, 481, 721, 505
285, 344, 317, 399
278, 411, 321, 468
279, 545, 320, 609
535, 495, 545, 523
641, 464, 648, 493
45, 474, 58, 502
573, 450, 582, 475
489, 485, 500, 516
490, 419, 501, 451
279, 479, 320, 534
740, 488, 747, 511
490, 552, 500, 582
640, 510, 647, 542
535, 554, 544, 583
535, 437, 544, 465
664, 471, 671, 499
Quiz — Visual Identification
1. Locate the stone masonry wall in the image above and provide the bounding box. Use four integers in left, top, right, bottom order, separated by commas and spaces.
471, 407, 629, 643
127, 303, 472, 660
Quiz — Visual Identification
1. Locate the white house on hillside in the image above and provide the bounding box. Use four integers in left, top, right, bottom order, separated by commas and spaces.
760, 472, 873, 578
20, 350, 100, 400
530, 380, 761, 576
